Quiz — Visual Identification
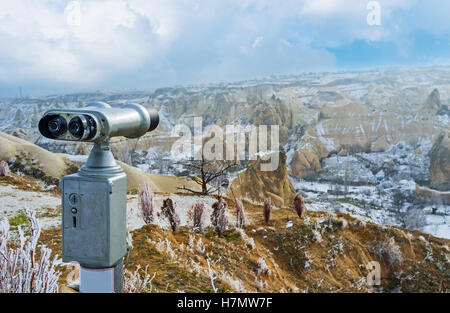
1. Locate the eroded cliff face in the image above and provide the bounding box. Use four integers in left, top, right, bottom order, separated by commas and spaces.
287, 124, 328, 178
288, 89, 447, 178
150, 87, 296, 145
316, 102, 436, 153
430, 131, 450, 191
228, 151, 296, 207
150, 82, 445, 183
421, 88, 442, 113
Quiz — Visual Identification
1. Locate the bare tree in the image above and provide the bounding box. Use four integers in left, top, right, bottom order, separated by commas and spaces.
206, 259, 218, 293
115, 144, 132, 165
403, 205, 426, 231
177, 154, 236, 195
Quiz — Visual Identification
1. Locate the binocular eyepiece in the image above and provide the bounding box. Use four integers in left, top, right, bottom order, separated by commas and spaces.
39, 102, 159, 142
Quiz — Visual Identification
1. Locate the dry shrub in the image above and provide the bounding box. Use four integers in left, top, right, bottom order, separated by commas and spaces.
0, 208, 61, 293
74, 143, 90, 155
293, 193, 307, 218
125, 227, 134, 267
114, 145, 132, 165
256, 257, 271, 275
371, 237, 404, 266
235, 199, 248, 228
188, 201, 205, 233
0, 161, 9, 176
211, 197, 228, 237
161, 198, 180, 231
263, 197, 271, 224
138, 183, 154, 224
122, 230, 156, 293
123, 265, 156, 293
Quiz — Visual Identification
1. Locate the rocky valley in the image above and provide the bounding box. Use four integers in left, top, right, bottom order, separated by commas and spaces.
0, 66, 449, 293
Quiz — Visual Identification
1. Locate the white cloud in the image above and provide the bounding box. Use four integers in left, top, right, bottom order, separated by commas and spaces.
0, 0, 448, 94
0, 0, 171, 86
252, 36, 264, 48
301, 0, 351, 15
300, 0, 415, 16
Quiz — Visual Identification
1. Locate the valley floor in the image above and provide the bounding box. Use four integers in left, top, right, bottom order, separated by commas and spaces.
291, 178, 450, 240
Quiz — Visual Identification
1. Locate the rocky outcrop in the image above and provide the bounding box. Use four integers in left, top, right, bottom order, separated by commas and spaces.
228, 151, 296, 207
288, 124, 328, 178
13, 109, 26, 126
287, 93, 446, 179
421, 89, 442, 113
429, 131, 450, 191
290, 149, 322, 178
315, 101, 438, 155
149, 87, 299, 145
247, 95, 293, 144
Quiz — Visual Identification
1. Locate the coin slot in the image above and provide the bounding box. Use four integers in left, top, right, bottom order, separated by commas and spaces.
69, 193, 79, 205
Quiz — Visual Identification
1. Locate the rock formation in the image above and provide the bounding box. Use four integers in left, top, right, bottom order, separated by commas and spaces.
421, 88, 442, 113
228, 151, 296, 207
288, 124, 329, 178
429, 131, 450, 191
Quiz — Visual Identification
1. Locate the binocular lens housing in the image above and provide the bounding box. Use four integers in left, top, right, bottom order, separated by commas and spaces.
39, 103, 159, 142
39, 114, 68, 139
68, 115, 97, 141
48, 116, 67, 136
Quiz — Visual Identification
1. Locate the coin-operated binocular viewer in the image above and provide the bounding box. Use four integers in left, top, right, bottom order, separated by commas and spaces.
39, 102, 159, 293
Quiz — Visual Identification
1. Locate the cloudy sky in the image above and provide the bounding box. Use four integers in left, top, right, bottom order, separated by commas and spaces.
0, 0, 449, 96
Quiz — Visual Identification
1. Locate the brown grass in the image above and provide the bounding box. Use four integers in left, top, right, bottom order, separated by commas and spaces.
0, 172, 60, 195
35, 195, 450, 293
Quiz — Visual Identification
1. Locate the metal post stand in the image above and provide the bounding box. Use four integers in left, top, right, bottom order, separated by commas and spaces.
61, 142, 127, 293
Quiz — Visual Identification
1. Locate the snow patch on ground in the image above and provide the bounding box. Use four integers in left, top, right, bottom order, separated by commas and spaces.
66, 155, 89, 163
0, 185, 61, 229
0, 182, 242, 235
291, 175, 450, 239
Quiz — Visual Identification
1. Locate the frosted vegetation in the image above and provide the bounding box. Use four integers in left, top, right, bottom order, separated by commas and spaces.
0, 208, 61, 293
128, 194, 235, 232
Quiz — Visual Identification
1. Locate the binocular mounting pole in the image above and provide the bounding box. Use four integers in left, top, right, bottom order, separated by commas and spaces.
62, 140, 127, 293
